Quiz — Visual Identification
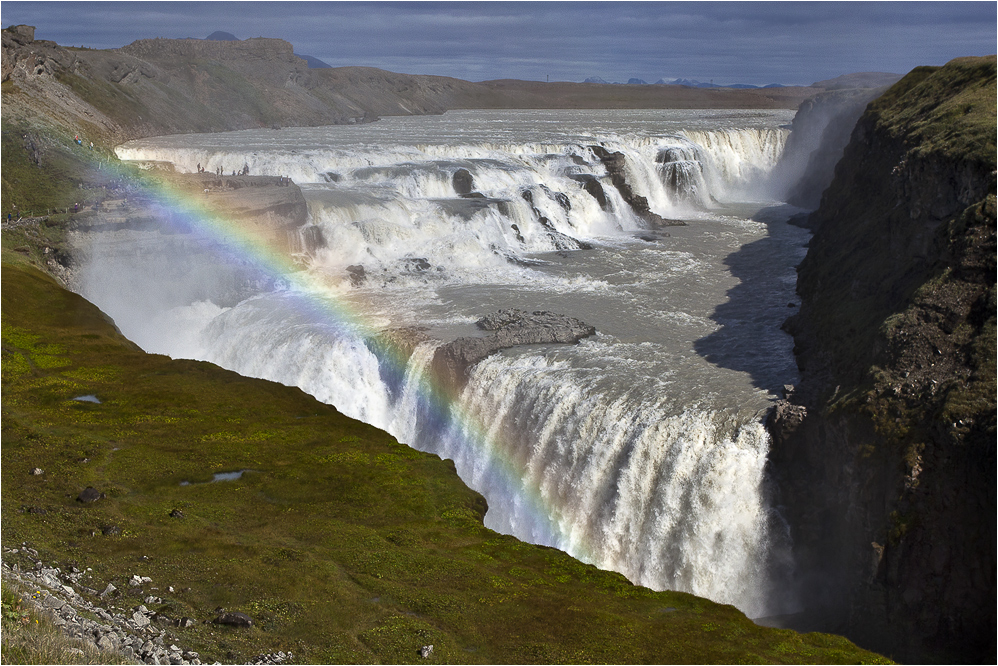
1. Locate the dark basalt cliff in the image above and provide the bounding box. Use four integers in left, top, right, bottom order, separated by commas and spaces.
767, 56, 996, 663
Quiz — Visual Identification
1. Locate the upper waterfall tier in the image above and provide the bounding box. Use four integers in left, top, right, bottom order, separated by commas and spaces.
116, 109, 792, 287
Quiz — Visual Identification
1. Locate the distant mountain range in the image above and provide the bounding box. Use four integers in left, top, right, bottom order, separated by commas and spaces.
584, 76, 786, 88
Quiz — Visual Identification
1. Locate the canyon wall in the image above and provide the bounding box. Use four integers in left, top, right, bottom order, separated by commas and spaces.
768, 56, 996, 663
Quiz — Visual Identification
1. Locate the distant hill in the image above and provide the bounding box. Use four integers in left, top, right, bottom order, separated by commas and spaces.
587, 76, 783, 88
297, 54, 332, 68
0, 28, 821, 153
206, 31, 239, 41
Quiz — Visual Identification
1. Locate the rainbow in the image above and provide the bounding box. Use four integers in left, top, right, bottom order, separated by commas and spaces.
81, 151, 597, 565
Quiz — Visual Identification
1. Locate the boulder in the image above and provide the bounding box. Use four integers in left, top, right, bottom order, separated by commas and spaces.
77, 487, 105, 503
346, 264, 366, 286
452, 168, 474, 196
215, 611, 253, 628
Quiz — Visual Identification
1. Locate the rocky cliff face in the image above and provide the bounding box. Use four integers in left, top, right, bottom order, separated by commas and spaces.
768, 56, 996, 663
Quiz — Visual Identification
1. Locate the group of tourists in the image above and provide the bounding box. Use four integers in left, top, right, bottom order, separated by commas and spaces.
73, 134, 93, 150
197, 162, 252, 176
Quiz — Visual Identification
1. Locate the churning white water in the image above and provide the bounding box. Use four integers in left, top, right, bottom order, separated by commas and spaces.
80, 109, 808, 618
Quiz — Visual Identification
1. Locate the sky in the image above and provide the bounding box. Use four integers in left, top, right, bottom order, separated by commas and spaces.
2, 1, 995, 86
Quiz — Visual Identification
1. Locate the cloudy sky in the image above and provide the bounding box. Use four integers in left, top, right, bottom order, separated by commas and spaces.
3, 2, 995, 85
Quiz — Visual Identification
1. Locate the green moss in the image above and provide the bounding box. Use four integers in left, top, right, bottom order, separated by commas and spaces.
869, 56, 997, 164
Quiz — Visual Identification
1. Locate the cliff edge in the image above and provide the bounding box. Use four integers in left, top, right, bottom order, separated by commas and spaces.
768, 55, 996, 663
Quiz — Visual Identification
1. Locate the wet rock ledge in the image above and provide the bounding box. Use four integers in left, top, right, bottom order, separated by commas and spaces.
431, 308, 596, 393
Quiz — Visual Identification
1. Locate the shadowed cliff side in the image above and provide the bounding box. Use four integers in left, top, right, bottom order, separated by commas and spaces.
767, 55, 996, 663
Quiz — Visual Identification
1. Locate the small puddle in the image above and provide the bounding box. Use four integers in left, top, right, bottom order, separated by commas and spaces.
72, 395, 101, 403
180, 470, 252, 486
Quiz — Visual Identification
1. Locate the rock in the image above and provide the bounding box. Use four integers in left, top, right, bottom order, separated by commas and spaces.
766, 57, 995, 664
432, 309, 596, 391
765, 400, 807, 448
421, 644, 434, 658
77, 487, 105, 503
29, 467, 43, 475
215, 611, 253, 627
177, 617, 196, 628
509, 223, 525, 243
169, 509, 184, 519
346, 264, 366, 286
299, 225, 326, 253
132, 611, 151, 627
403, 257, 431, 272
569, 174, 609, 210
590, 145, 685, 227
100, 583, 117, 598
101, 524, 121, 536
42, 594, 65, 610
519, 189, 595, 250
452, 168, 474, 195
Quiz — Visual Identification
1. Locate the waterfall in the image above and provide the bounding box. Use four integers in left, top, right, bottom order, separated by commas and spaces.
89, 110, 802, 619
681, 128, 788, 200
429, 351, 781, 617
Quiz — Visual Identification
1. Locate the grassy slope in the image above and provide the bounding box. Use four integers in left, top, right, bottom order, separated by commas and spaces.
0, 256, 889, 665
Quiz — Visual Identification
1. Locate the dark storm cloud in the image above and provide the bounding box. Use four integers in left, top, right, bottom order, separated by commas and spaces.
3, 2, 995, 84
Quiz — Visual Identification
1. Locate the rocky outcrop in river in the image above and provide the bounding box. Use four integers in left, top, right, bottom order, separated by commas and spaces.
590, 146, 686, 227
767, 56, 996, 664
431, 309, 596, 393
